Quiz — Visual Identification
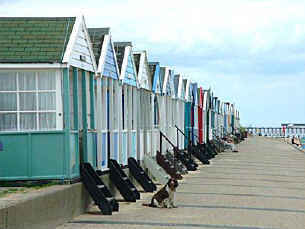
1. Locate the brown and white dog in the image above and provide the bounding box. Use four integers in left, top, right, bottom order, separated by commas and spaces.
143, 178, 178, 208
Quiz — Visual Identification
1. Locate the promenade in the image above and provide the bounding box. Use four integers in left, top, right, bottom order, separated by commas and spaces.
57, 137, 305, 229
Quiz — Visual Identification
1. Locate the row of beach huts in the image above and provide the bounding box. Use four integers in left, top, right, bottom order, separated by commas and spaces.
0, 16, 240, 192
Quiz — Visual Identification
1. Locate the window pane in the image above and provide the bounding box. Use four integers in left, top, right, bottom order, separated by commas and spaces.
18, 72, 36, 91
20, 113, 37, 130
0, 72, 16, 91
20, 93, 36, 111
39, 92, 56, 110
0, 93, 17, 111
38, 71, 56, 90
39, 112, 56, 130
0, 113, 17, 131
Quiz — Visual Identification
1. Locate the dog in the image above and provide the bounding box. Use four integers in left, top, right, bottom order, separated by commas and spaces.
143, 178, 178, 208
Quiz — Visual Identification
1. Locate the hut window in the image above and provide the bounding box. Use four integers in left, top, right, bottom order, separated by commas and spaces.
0, 70, 60, 131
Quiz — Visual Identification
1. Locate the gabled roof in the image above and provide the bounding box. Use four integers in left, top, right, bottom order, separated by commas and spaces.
160, 67, 174, 96
173, 74, 180, 98
198, 87, 204, 108
191, 83, 198, 105
203, 90, 209, 110
175, 74, 185, 100
114, 42, 137, 87
88, 27, 110, 66
133, 51, 152, 90
184, 78, 191, 101
113, 42, 132, 73
149, 62, 161, 93
168, 69, 175, 96
88, 27, 119, 78
133, 53, 141, 74
0, 17, 75, 63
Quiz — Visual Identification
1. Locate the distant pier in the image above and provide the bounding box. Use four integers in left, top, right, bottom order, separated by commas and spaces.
246, 127, 305, 137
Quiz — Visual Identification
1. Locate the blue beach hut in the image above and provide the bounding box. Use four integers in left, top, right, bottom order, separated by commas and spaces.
114, 42, 138, 163
88, 27, 121, 170
159, 67, 175, 151
174, 74, 185, 149
149, 62, 162, 157
133, 51, 152, 161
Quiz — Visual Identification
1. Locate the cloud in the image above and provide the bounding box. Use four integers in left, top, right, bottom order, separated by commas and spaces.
1, 0, 305, 126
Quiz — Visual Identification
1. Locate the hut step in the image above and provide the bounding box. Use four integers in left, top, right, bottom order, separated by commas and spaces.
80, 163, 118, 215
109, 159, 140, 201
143, 155, 170, 185
128, 157, 157, 192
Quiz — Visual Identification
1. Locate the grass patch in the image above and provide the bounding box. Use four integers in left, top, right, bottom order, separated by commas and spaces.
0, 188, 25, 198
0, 180, 60, 188
0, 181, 59, 198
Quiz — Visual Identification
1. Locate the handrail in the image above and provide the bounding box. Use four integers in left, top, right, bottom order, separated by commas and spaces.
175, 125, 200, 148
160, 131, 176, 149
175, 125, 189, 139
159, 131, 177, 172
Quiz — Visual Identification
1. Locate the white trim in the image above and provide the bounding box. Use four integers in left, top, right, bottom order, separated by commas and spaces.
97, 35, 109, 74
0, 64, 67, 69
177, 74, 183, 99
137, 52, 144, 87
120, 46, 130, 81
143, 51, 152, 90
62, 16, 97, 72
120, 46, 139, 88
131, 50, 139, 88
203, 91, 208, 111
96, 77, 102, 170
134, 51, 151, 90
110, 37, 121, 80
185, 78, 191, 101
0, 69, 62, 131
162, 67, 169, 94
56, 69, 63, 130
81, 16, 97, 72
62, 16, 82, 64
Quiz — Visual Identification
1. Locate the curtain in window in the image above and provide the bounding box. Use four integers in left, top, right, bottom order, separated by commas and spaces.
39, 113, 56, 130
20, 93, 36, 111
0, 72, 16, 91
20, 113, 37, 130
0, 113, 17, 131
38, 92, 56, 110
0, 71, 59, 132
0, 93, 17, 111
19, 72, 36, 91
38, 71, 56, 90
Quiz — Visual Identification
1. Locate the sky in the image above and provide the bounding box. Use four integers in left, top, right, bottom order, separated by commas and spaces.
1, 0, 305, 127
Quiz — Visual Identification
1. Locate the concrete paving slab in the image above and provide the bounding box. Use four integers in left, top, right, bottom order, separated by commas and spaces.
57, 137, 305, 229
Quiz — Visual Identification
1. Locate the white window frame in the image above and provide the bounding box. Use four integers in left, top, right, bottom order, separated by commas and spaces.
0, 69, 63, 132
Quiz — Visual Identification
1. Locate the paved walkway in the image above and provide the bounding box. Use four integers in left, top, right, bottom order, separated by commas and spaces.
57, 137, 305, 229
